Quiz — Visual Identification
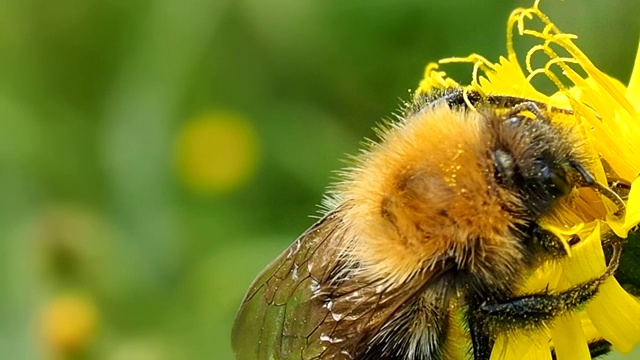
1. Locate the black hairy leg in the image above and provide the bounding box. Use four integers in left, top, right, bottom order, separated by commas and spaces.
464, 224, 577, 360
503, 101, 545, 122
550, 339, 612, 359
466, 310, 493, 360
529, 224, 574, 260
426, 88, 573, 116
466, 240, 622, 360
586, 339, 612, 359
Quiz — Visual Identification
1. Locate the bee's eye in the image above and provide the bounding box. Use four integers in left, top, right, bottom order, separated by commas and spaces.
532, 159, 572, 197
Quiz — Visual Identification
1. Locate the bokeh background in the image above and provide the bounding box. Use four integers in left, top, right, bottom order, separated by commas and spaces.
1, 0, 640, 359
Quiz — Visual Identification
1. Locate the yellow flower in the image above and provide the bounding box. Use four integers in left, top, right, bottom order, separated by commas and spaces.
175, 112, 259, 195
40, 293, 98, 356
417, 1, 640, 359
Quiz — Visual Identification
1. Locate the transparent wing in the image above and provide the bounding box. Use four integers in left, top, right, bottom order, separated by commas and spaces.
232, 212, 346, 360
232, 210, 452, 360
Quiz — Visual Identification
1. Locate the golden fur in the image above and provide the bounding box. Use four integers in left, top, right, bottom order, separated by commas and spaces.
336, 105, 525, 287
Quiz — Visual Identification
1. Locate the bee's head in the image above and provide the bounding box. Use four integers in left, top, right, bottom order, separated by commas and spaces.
490, 111, 624, 218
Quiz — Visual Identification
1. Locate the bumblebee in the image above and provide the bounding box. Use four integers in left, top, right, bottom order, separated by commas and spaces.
232, 89, 626, 360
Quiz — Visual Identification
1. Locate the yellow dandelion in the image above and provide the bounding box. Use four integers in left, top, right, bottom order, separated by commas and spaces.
175, 112, 259, 195
418, 1, 640, 359
40, 293, 98, 356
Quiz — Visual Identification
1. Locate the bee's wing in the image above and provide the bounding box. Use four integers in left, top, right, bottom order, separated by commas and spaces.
232, 212, 346, 360
232, 211, 451, 360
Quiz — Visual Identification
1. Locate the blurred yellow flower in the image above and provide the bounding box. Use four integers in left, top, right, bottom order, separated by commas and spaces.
417, 1, 640, 359
40, 293, 98, 356
175, 112, 259, 195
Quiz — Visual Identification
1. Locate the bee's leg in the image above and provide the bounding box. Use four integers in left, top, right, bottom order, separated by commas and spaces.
530, 225, 573, 259
435, 89, 528, 110
477, 240, 622, 336
550, 339, 612, 359
484, 95, 573, 115
433, 89, 572, 114
463, 223, 566, 360
503, 101, 545, 121
438, 88, 483, 108
587, 339, 612, 358
467, 273, 610, 360
466, 312, 493, 360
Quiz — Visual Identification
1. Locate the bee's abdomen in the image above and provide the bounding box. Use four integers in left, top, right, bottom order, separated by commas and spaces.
355, 294, 455, 360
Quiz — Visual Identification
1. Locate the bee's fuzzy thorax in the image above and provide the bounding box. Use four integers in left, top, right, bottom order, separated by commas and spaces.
334, 105, 526, 287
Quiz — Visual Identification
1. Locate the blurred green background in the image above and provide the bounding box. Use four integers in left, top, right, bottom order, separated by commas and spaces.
1, 0, 639, 359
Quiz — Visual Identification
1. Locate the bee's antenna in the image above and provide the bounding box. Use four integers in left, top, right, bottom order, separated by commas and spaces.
570, 161, 626, 217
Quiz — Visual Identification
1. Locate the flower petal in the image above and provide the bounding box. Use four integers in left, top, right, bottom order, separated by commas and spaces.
550, 314, 590, 360
626, 39, 640, 110
478, 54, 548, 101
560, 224, 605, 281
491, 333, 552, 360
416, 63, 460, 95
586, 280, 640, 353
558, 222, 640, 353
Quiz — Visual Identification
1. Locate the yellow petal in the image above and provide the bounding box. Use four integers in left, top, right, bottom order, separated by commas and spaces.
564, 74, 640, 181
560, 224, 604, 281
416, 63, 460, 95
491, 333, 552, 360
586, 280, 640, 353
558, 222, 640, 353
478, 55, 548, 101
523, 261, 563, 293
626, 38, 640, 110
578, 312, 602, 343
550, 314, 590, 360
